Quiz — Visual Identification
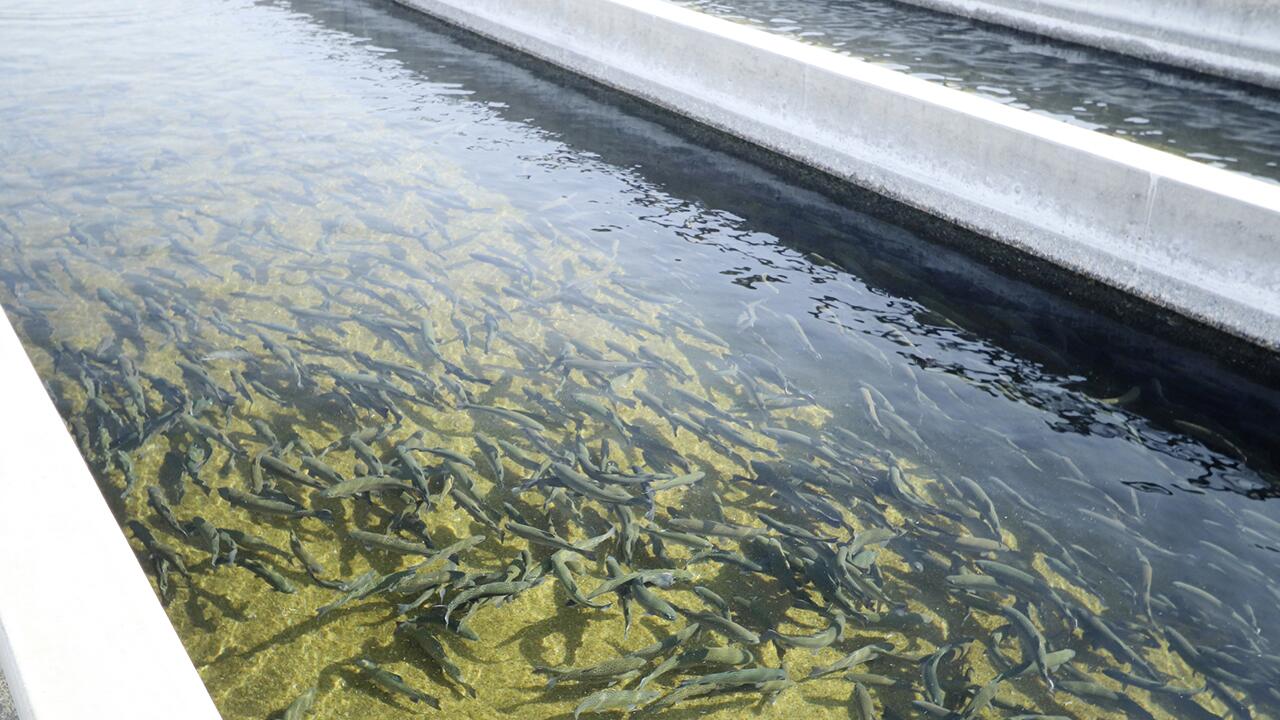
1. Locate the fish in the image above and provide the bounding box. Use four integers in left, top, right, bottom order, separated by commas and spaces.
766, 622, 840, 652
299, 455, 344, 486
1000, 606, 1053, 689
220, 527, 289, 560
317, 475, 415, 499
414, 444, 476, 468
956, 475, 1001, 538
115, 450, 139, 498
536, 655, 649, 689
146, 486, 186, 536
808, 643, 894, 680
1136, 548, 1154, 622
605, 556, 637, 639
448, 485, 502, 534
691, 587, 730, 617
397, 622, 477, 698
1072, 606, 1161, 680
678, 667, 788, 688
640, 645, 754, 688
474, 434, 505, 484
632, 582, 677, 621
643, 525, 713, 550
549, 550, 610, 609
445, 579, 540, 623
289, 531, 343, 589
785, 313, 820, 359
506, 517, 614, 555
354, 658, 440, 709
673, 607, 760, 645
236, 556, 296, 593
185, 516, 230, 564
850, 682, 876, 720
462, 402, 547, 432
177, 413, 243, 456
425, 535, 486, 566
570, 392, 630, 442
551, 462, 644, 506
586, 565, 693, 601
217, 487, 333, 521
248, 417, 280, 447
690, 548, 765, 574
573, 688, 660, 719
316, 569, 410, 617
667, 517, 765, 540
259, 455, 326, 489
127, 520, 190, 580
757, 512, 835, 543
349, 529, 434, 556
560, 358, 651, 378
282, 687, 317, 720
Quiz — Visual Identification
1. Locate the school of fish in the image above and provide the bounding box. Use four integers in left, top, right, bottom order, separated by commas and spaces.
0, 0, 1277, 718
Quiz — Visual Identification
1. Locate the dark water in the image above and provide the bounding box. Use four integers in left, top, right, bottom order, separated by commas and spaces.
679, 0, 1280, 182
1, 0, 1279, 718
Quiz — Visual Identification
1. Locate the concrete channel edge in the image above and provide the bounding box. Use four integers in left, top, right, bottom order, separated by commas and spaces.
888, 0, 1280, 90
394, 0, 1280, 351
0, 313, 221, 720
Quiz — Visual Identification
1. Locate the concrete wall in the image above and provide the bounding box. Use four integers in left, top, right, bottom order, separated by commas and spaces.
0, 313, 221, 720
0, 675, 15, 720
394, 0, 1280, 351
889, 0, 1280, 88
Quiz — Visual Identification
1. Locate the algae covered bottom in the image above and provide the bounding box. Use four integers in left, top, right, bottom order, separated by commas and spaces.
2, 0, 1280, 719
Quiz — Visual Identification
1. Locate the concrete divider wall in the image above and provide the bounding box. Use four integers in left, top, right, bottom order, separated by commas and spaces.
889, 0, 1280, 88
396, 0, 1280, 350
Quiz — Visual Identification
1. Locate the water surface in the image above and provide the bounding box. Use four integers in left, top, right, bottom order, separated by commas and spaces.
1, 0, 1279, 719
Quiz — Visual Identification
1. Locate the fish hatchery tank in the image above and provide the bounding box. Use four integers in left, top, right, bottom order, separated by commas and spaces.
2, 0, 1280, 718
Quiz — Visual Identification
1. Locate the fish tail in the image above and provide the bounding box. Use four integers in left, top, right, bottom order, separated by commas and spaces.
532, 669, 560, 690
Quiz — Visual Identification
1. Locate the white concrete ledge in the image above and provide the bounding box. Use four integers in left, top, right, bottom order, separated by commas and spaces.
394, 0, 1280, 351
889, 0, 1280, 90
0, 313, 221, 720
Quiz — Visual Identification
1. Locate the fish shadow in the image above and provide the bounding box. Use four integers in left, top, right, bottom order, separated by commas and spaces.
182, 574, 252, 627
499, 608, 590, 668
633, 696, 754, 719
320, 638, 434, 714
495, 677, 608, 715
155, 447, 189, 504
235, 600, 395, 659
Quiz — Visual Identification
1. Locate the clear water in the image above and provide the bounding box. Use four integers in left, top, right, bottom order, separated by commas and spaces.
677, 0, 1280, 183
1, 0, 1279, 719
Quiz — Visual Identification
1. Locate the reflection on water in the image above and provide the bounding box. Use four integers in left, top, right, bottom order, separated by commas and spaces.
1, 0, 1279, 718
678, 0, 1280, 182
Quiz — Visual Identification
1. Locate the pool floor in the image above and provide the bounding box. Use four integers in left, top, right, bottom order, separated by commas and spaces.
1, 0, 1278, 718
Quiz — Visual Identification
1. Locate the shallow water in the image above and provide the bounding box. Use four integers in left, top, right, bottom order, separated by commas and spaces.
1, 0, 1279, 718
677, 0, 1280, 182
